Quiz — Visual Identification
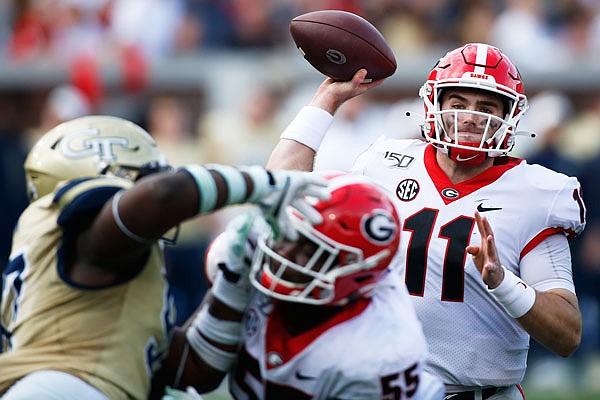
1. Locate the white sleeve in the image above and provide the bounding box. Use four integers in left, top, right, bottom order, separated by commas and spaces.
520, 233, 576, 295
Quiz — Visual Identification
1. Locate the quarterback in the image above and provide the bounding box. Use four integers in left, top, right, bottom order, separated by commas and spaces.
150, 173, 445, 400
266, 43, 586, 399
0, 116, 328, 400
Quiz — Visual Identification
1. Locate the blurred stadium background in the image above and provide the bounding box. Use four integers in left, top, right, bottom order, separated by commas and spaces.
0, 1, 599, 398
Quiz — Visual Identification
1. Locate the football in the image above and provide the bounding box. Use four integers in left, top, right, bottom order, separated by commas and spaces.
290, 10, 397, 82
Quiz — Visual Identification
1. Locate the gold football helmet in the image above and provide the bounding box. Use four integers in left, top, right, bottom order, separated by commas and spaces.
25, 115, 169, 202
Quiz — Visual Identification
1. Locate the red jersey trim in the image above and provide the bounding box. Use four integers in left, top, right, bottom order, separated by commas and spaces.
423, 144, 523, 205
520, 227, 567, 260
264, 298, 370, 368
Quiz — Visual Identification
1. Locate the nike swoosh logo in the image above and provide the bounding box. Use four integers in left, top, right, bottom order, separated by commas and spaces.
477, 203, 502, 212
295, 371, 317, 380
456, 154, 477, 161
444, 395, 459, 400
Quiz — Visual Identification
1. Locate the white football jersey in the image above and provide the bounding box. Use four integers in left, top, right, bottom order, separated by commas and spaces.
351, 139, 586, 387
229, 271, 443, 400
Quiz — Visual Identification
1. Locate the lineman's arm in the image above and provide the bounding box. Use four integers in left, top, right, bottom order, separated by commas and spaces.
150, 217, 258, 398
266, 69, 385, 171
74, 166, 327, 285
467, 212, 582, 357
149, 292, 242, 398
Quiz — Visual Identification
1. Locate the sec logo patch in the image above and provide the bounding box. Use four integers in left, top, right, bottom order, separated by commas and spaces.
396, 179, 419, 201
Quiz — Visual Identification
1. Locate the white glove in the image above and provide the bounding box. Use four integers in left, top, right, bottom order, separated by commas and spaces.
207, 213, 261, 312
258, 170, 330, 240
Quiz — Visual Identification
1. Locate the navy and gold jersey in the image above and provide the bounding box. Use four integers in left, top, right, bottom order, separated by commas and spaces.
1, 177, 176, 400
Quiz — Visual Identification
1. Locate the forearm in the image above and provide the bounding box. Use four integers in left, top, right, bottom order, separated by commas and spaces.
267, 139, 316, 171
487, 264, 582, 356
516, 234, 581, 356
267, 105, 334, 171
88, 165, 283, 259
518, 288, 581, 357
150, 293, 245, 397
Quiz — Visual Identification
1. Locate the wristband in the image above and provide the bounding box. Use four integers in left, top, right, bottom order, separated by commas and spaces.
237, 165, 271, 203
192, 305, 243, 345
205, 164, 248, 205
181, 165, 218, 214
183, 164, 274, 212
185, 327, 237, 372
488, 266, 536, 318
280, 106, 334, 151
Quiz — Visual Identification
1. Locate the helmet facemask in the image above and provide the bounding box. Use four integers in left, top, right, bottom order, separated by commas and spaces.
419, 43, 529, 164
250, 209, 391, 306
421, 83, 524, 164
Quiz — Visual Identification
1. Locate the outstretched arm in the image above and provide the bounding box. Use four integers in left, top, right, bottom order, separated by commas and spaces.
266, 69, 385, 171
466, 211, 582, 356
74, 166, 327, 284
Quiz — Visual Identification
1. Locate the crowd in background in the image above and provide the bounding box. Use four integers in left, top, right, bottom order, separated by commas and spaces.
0, 0, 599, 396
1, 0, 600, 65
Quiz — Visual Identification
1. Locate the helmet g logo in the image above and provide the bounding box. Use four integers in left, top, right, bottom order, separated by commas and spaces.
361, 210, 397, 244
60, 129, 134, 161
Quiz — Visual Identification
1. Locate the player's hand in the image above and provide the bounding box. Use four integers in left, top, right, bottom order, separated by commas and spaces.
259, 170, 330, 241
206, 213, 259, 287
224, 214, 257, 281
309, 69, 386, 115
204, 214, 265, 312
466, 211, 505, 289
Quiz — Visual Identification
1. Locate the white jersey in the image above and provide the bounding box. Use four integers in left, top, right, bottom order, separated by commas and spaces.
351, 139, 585, 387
229, 271, 443, 400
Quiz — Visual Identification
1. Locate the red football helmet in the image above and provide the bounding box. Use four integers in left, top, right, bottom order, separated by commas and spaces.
249, 173, 400, 306
419, 43, 529, 164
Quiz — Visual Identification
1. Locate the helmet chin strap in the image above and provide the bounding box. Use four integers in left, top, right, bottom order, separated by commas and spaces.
446, 143, 488, 166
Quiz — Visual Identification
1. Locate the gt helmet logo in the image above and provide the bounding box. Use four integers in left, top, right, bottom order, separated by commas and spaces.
361, 210, 397, 244
60, 128, 136, 161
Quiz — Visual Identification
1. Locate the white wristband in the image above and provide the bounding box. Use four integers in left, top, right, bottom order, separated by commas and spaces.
181, 165, 218, 214
185, 327, 237, 372
488, 266, 536, 318
192, 305, 242, 345
280, 106, 334, 151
